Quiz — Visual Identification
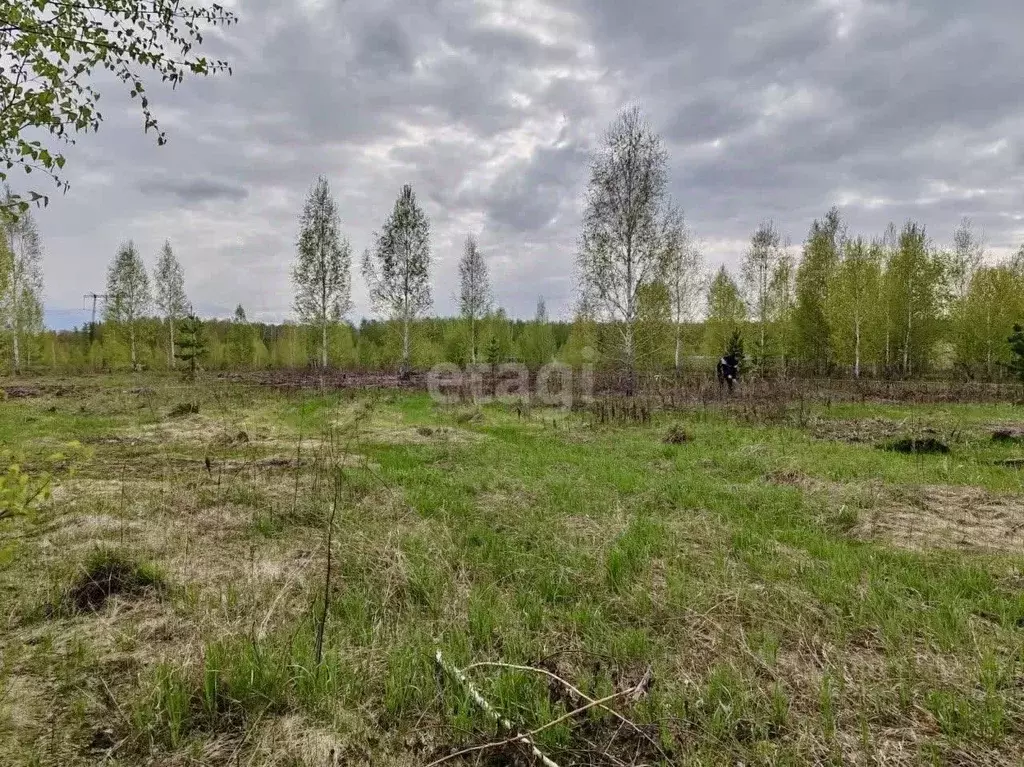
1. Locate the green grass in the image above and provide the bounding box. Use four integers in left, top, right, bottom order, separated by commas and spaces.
1, 375, 1022, 765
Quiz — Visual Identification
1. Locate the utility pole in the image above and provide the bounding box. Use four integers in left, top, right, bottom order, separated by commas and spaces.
83, 292, 111, 344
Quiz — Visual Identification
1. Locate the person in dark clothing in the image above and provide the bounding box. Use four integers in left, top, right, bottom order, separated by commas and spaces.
717, 354, 739, 393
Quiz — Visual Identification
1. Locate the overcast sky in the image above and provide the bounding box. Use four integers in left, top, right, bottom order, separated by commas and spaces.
25, 0, 1024, 329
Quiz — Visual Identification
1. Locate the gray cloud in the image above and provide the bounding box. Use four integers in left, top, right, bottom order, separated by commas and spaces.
138, 177, 250, 205
24, 0, 1024, 329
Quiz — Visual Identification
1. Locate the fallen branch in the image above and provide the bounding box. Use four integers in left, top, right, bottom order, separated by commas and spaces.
432, 650, 653, 767
462, 661, 666, 760
434, 650, 560, 767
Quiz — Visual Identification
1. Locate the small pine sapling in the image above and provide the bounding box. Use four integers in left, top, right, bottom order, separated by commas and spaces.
175, 313, 207, 380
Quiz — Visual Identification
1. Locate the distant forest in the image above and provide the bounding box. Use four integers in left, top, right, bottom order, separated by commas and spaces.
3, 109, 1024, 381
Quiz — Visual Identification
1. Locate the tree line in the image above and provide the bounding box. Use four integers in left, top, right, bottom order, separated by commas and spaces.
2, 107, 1024, 381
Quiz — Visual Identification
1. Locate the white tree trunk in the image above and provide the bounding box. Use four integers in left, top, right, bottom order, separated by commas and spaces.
402, 314, 411, 374
168, 317, 176, 368
322, 320, 329, 369
853, 313, 861, 379
470, 315, 476, 364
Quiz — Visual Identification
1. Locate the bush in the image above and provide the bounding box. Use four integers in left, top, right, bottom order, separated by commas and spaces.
663, 424, 691, 444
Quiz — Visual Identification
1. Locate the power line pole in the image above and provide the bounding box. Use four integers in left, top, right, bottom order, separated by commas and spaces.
83, 292, 111, 344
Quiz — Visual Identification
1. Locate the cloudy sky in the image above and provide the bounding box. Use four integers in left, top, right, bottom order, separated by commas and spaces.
27, 0, 1024, 329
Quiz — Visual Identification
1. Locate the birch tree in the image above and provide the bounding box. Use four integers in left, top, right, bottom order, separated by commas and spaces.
457, 235, 491, 363
766, 253, 797, 374
661, 205, 704, 372
828, 237, 882, 378
293, 176, 352, 369
1011, 245, 1024, 278
704, 266, 746, 358
105, 241, 150, 370
953, 264, 1024, 378
153, 240, 187, 368
362, 184, 432, 376
521, 296, 556, 368
741, 220, 785, 372
1, 190, 44, 373
577, 106, 669, 394
884, 221, 945, 376
794, 207, 844, 373
949, 218, 984, 301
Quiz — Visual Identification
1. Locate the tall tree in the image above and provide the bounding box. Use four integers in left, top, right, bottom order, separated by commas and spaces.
0, 190, 44, 372
1011, 245, 1024, 278
1009, 325, 1024, 382
661, 205, 704, 372
226, 304, 254, 368
577, 106, 670, 394
153, 240, 187, 368
794, 207, 844, 373
105, 241, 150, 370
293, 176, 352, 369
0, 1, 236, 212
457, 234, 491, 364
948, 217, 984, 301
704, 266, 746, 358
766, 253, 797, 374
828, 237, 883, 378
363, 184, 432, 376
884, 221, 945, 377
521, 296, 556, 368
952, 264, 1024, 379
741, 220, 785, 372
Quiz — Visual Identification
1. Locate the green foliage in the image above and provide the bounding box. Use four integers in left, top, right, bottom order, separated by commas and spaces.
520, 297, 556, 367
794, 207, 843, 373
175, 314, 207, 378
293, 176, 352, 368
952, 266, 1024, 379
485, 334, 502, 367
106, 241, 151, 370
0, 191, 44, 373
0, 0, 236, 211
1, 443, 87, 567
634, 280, 672, 371
884, 221, 946, 377
153, 241, 188, 368
726, 329, 744, 366
363, 184, 432, 373
1008, 324, 1024, 382
827, 237, 884, 378
705, 266, 746, 357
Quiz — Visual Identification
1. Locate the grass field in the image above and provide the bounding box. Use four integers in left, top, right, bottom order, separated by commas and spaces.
1, 376, 1023, 765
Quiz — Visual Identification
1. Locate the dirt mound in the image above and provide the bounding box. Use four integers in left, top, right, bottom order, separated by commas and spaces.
881, 437, 950, 455
168, 401, 200, 417
852, 485, 1024, 553
992, 428, 1024, 444
67, 550, 165, 612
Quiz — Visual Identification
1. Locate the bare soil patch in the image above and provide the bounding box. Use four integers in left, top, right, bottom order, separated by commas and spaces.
810, 417, 907, 443
852, 485, 1024, 553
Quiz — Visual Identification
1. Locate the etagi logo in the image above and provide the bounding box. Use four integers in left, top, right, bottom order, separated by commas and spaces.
426, 350, 595, 407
